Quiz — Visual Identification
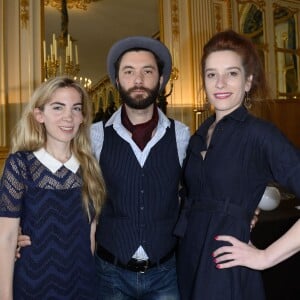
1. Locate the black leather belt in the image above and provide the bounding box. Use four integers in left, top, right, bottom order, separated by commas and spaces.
96, 244, 174, 273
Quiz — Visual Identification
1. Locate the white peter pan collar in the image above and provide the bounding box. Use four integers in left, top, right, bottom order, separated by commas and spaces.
33, 148, 80, 174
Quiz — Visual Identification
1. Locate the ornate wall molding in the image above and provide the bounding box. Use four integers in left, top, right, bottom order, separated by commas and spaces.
171, 0, 179, 40
159, 0, 233, 130
236, 0, 265, 10
89, 75, 120, 117
20, 0, 29, 28
0, 0, 8, 147
0, 0, 42, 149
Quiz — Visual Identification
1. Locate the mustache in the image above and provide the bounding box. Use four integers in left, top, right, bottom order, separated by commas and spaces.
128, 87, 151, 93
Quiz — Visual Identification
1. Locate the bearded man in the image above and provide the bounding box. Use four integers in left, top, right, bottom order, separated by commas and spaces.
91, 36, 190, 299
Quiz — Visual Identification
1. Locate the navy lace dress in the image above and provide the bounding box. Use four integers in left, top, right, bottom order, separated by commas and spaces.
175, 106, 300, 300
0, 151, 97, 300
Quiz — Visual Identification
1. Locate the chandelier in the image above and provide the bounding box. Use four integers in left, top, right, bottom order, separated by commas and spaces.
43, 0, 92, 90
44, 0, 99, 11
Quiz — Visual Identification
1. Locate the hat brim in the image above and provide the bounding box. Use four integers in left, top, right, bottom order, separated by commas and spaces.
107, 36, 172, 91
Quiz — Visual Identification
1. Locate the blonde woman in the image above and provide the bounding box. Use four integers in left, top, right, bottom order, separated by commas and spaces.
0, 77, 105, 299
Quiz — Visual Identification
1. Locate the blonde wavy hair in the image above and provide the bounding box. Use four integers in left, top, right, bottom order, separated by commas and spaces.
11, 76, 106, 220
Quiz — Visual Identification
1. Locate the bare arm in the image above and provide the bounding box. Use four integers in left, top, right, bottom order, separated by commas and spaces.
90, 219, 97, 254
213, 219, 300, 270
15, 227, 31, 259
250, 208, 260, 230
0, 217, 19, 300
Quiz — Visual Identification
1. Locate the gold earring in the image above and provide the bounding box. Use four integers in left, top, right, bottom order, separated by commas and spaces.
244, 92, 252, 109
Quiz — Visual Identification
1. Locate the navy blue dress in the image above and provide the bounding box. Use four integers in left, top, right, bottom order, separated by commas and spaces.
175, 106, 300, 299
0, 151, 97, 300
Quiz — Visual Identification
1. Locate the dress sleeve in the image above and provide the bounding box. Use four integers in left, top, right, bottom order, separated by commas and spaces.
0, 153, 26, 217
260, 123, 300, 198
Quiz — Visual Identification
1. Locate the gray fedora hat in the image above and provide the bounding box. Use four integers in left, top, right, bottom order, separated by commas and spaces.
107, 36, 172, 91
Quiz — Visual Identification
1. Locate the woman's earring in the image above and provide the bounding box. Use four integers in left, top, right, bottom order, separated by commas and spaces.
244, 92, 252, 109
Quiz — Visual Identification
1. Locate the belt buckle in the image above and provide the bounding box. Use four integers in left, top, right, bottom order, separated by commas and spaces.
139, 260, 149, 273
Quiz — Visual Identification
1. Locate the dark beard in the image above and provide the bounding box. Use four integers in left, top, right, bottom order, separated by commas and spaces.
118, 83, 160, 110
